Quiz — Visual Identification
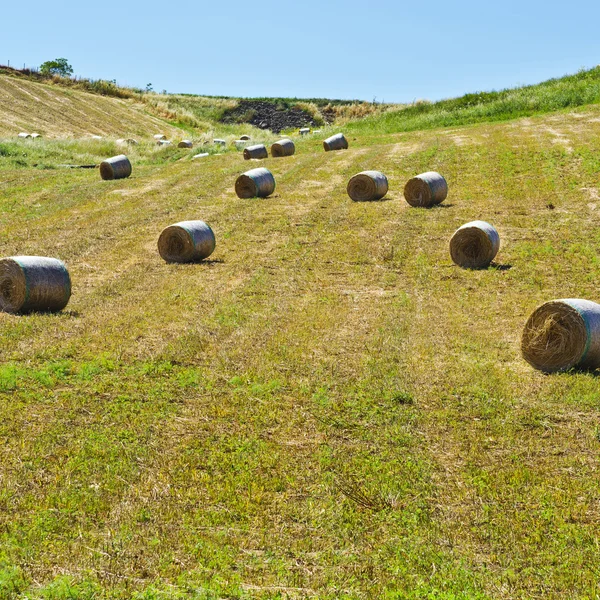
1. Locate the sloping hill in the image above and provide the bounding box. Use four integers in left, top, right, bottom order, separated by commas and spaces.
0, 75, 182, 138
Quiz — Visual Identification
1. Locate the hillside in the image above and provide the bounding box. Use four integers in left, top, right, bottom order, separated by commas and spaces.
2, 70, 600, 598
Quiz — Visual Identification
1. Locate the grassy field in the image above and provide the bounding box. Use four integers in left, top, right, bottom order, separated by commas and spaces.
2, 72, 600, 599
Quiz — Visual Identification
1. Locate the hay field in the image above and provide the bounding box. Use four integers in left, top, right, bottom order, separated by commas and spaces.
1, 93, 600, 598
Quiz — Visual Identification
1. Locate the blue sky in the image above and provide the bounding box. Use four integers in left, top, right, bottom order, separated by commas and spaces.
2, 0, 599, 102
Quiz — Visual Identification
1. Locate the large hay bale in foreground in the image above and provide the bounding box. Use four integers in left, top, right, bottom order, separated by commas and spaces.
235, 167, 275, 198
271, 139, 295, 157
243, 144, 268, 160
323, 133, 348, 151
178, 140, 193, 148
449, 221, 500, 269
347, 171, 388, 201
100, 155, 132, 180
521, 299, 600, 372
158, 221, 216, 263
0, 256, 71, 314
403, 172, 448, 207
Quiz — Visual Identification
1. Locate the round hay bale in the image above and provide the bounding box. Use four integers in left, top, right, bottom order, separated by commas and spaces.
403, 172, 448, 207
30, 133, 41, 139
299, 127, 310, 135
449, 221, 499, 269
17, 132, 30, 138
157, 139, 171, 146
235, 167, 275, 198
243, 144, 268, 160
347, 171, 388, 201
213, 138, 226, 146
323, 133, 348, 152
100, 154, 132, 180
158, 221, 216, 263
240, 135, 251, 141
154, 134, 166, 140
178, 140, 193, 148
0, 256, 71, 314
271, 139, 295, 158
521, 299, 600, 372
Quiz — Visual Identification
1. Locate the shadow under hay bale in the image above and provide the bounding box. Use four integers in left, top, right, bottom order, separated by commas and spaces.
347, 171, 388, 201
243, 144, 268, 160
0, 256, 71, 314
323, 133, 348, 151
178, 140, 193, 148
449, 220, 500, 269
158, 221, 216, 263
235, 167, 275, 198
100, 155, 132, 180
271, 139, 295, 157
403, 172, 448, 207
521, 299, 600, 372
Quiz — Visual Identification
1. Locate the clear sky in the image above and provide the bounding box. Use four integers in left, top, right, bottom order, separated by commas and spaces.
2, 0, 599, 102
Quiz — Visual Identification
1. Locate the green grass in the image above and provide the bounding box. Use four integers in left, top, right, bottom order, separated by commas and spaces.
3, 73, 600, 598
348, 66, 600, 134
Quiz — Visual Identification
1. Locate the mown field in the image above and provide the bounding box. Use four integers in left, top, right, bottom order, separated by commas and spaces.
2, 75, 600, 599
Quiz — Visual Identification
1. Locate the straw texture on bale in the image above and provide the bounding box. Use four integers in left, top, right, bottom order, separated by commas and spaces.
243, 144, 268, 160
178, 140, 193, 148
100, 154, 132, 180
158, 221, 216, 263
271, 139, 295, 158
0, 256, 71, 314
154, 134, 166, 140
240, 135, 251, 141
323, 133, 348, 151
449, 221, 500, 269
521, 299, 600, 372
347, 171, 388, 201
235, 167, 276, 198
403, 171, 448, 207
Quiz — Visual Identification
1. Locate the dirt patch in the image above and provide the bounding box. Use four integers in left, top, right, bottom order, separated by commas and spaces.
221, 100, 318, 133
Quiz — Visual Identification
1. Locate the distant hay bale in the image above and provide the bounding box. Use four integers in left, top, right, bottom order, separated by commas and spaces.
403, 171, 448, 207
449, 221, 500, 269
243, 144, 268, 160
271, 139, 295, 157
30, 133, 41, 139
17, 132, 30, 138
347, 171, 388, 201
91, 135, 103, 140
299, 128, 310, 135
323, 133, 348, 152
158, 221, 216, 263
235, 167, 275, 198
178, 140, 193, 148
240, 135, 251, 141
192, 153, 209, 159
157, 140, 172, 146
0, 256, 71, 314
100, 154, 132, 180
521, 299, 600, 372
154, 134, 166, 140
213, 138, 227, 146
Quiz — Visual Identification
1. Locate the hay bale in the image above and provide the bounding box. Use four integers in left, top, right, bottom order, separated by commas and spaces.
240, 135, 251, 141
0, 256, 71, 314
157, 140, 172, 146
158, 221, 216, 263
178, 140, 193, 148
17, 132, 30, 138
243, 144, 268, 160
521, 299, 600, 372
299, 127, 310, 135
213, 138, 227, 146
100, 154, 132, 180
323, 133, 348, 152
30, 133, 41, 139
235, 167, 275, 198
271, 139, 295, 158
192, 153, 209, 159
449, 221, 500, 269
347, 171, 388, 201
91, 135, 103, 140
154, 134, 166, 140
403, 172, 448, 207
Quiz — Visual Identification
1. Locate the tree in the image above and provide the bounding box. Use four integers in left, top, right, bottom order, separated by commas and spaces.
39, 58, 73, 77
